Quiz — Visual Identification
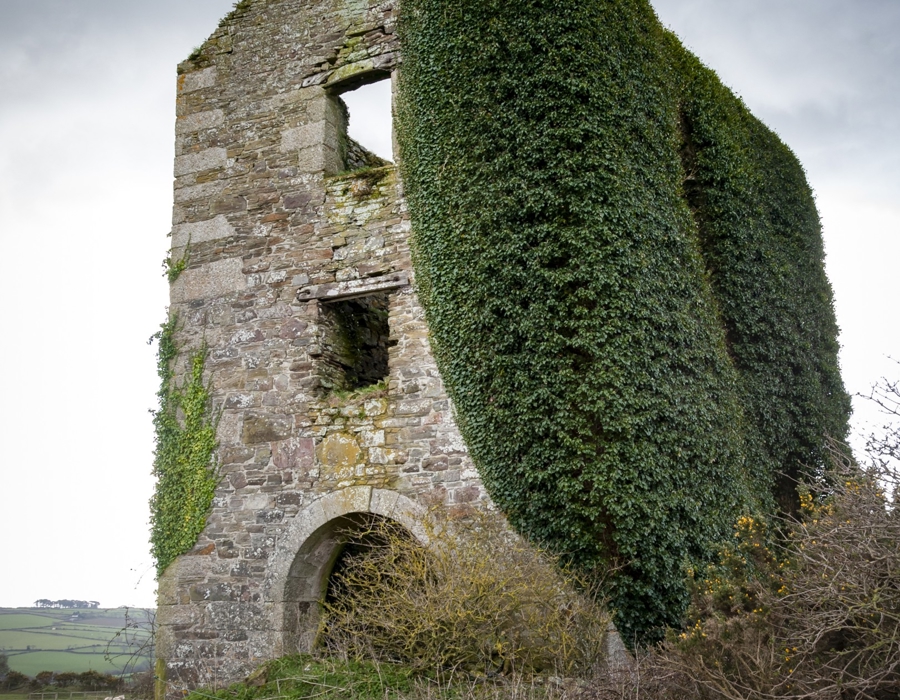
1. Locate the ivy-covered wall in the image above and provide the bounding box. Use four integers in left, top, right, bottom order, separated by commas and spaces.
396, 0, 849, 643
673, 44, 850, 513
150, 315, 219, 577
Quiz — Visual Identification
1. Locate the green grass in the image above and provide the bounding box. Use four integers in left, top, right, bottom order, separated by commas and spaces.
5, 651, 122, 677
0, 693, 31, 700
2, 631, 115, 649
187, 655, 566, 700
0, 608, 152, 677
193, 655, 418, 700
0, 614, 56, 631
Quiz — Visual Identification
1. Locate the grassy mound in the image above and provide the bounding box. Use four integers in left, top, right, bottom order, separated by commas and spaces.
185, 655, 573, 700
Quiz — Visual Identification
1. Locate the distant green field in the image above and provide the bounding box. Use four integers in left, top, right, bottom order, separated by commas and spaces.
6, 651, 118, 677
0, 608, 152, 677
1, 632, 111, 650
0, 615, 55, 631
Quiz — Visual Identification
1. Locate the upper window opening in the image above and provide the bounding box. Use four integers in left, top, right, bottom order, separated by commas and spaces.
339, 79, 394, 165
319, 292, 391, 392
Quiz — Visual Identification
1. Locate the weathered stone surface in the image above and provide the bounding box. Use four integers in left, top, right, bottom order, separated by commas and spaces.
280, 123, 326, 153
316, 432, 361, 470
178, 67, 217, 94
157, 605, 199, 627
174, 181, 224, 205
242, 414, 293, 445
170, 258, 244, 303
206, 602, 269, 631
171, 215, 235, 248
174, 147, 227, 176
176, 109, 225, 135
272, 438, 315, 470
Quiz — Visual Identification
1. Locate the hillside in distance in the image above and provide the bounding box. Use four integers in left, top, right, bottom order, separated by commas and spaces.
0, 607, 152, 677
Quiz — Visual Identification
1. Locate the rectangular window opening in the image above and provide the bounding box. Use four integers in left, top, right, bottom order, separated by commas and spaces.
319, 292, 392, 392
336, 77, 394, 169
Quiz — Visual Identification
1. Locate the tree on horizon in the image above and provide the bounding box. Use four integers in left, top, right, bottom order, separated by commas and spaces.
33, 599, 100, 609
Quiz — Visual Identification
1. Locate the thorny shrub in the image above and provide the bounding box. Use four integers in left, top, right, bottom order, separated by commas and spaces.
320, 506, 611, 677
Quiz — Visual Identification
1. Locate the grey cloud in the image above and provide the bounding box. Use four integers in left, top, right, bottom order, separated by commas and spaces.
0, 0, 234, 116
0, 0, 234, 41
652, 0, 900, 113
651, 0, 900, 199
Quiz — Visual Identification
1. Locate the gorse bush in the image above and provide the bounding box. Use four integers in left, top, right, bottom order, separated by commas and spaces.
321, 507, 610, 677
2, 670, 123, 693
174, 376, 900, 699
396, 0, 848, 643
1, 671, 27, 692
584, 449, 900, 698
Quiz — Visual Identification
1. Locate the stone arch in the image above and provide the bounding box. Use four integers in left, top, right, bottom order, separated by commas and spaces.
265, 486, 428, 654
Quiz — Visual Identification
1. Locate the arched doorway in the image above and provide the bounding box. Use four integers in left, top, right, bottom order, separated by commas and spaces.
265, 486, 428, 655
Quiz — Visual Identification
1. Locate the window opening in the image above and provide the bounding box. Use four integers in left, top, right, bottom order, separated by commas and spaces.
319, 292, 391, 392
338, 78, 394, 166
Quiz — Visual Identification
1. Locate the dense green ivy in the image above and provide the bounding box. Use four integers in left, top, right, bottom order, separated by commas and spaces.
150, 315, 219, 577
672, 45, 850, 512
396, 0, 849, 643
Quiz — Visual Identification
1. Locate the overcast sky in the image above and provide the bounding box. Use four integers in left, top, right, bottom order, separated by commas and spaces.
0, 0, 896, 610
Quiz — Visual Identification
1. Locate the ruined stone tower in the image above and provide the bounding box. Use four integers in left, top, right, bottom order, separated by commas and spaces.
156, 0, 491, 690
156, 0, 850, 688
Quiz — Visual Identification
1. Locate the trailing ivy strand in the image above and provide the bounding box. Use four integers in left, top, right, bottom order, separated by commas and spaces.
149, 315, 219, 577
396, 0, 849, 643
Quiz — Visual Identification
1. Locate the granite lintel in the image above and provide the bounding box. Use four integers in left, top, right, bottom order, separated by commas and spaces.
296, 271, 409, 302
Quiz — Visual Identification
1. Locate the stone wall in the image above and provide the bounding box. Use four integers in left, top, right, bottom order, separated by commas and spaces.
156, 0, 491, 692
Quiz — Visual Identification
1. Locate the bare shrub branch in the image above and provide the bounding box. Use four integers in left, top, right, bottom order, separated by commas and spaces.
320, 506, 611, 678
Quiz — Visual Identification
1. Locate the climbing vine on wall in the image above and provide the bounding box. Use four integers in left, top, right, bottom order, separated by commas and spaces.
396, 0, 849, 644
672, 44, 850, 512
163, 247, 189, 284
149, 315, 219, 577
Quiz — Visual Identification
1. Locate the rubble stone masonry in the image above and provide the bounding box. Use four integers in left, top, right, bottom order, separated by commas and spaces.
156, 0, 492, 691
